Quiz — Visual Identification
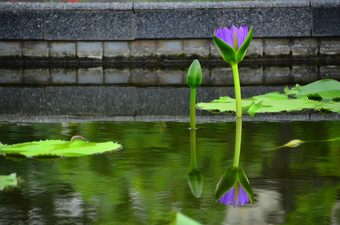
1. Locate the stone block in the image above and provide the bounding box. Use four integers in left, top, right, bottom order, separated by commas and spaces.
320, 65, 340, 80
0, 87, 47, 115
130, 68, 157, 85
51, 68, 76, 85
210, 39, 220, 57
250, 8, 312, 37
201, 68, 210, 86
136, 87, 189, 115
247, 39, 263, 57
23, 69, 50, 85
20, 11, 45, 39
45, 11, 134, 40
313, 7, 340, 36
78, 67, 103, 84
0, 41, 21, 57
23, 41, 49, 57
104, 42, 129, 58
130, 40, 157, 57
183, 39, 210, 57
264, 39, 291, 56
210, 67, 234, 86
156, 40, 183, 56
0, 69, 22, 84
292, 65, 318, 84
264, 67, 291, 84
47, 86, 136, 115
104, 68, 130, 84
50, 42, 76, 58
320, 39, 340, 55
156, 69, 184, 85
77, 42, 103, 59
135, 10, 218, 38
292, 38, 318, 56
219, 9, 251, 31
239, 66, 263, 85
0, 11, 20, 39
0, 11, 44, 39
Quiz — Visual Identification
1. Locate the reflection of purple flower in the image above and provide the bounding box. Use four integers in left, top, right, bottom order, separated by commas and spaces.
215, 25, 249, 50
219, 183, 250, 208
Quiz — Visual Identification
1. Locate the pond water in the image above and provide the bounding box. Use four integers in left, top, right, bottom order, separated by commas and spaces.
0, 120, 339, 224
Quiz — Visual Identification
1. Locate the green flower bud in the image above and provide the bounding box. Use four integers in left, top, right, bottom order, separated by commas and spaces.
187, 59, 202, 88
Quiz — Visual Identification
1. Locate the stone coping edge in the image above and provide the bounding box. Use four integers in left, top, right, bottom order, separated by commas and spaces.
0, 113, 339, 123
0, 1, 313, 11
0, 0, 339, 40
1, 0, 339, 10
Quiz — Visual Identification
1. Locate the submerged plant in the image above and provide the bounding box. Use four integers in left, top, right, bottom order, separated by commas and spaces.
214, 25, 253, 118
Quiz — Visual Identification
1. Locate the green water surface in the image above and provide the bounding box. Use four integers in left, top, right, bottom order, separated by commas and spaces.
0, 120, 339, 224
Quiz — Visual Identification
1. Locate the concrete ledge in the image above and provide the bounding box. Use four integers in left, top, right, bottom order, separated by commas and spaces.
0, 0, 339, 41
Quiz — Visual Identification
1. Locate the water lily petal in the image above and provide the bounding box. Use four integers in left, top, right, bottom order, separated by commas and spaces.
238, 184, 250, 206
237, 25, 248, 50
216, 27, 234, 48
220, 186, 235, 206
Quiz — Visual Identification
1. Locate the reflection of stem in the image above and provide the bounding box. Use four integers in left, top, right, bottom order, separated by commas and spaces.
231, 63, 242, 118
190, 128, 198, 169
190, 88, 197, 129
233, 117, 242, 168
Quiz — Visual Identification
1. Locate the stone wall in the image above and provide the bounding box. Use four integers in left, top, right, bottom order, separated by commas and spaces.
0, 1, 339, 40
0, 1, 339, 60
0, 1, 339, 87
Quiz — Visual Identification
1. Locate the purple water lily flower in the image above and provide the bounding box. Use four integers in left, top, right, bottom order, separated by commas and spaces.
219, 183, 250, 208
215, 25, 249, 51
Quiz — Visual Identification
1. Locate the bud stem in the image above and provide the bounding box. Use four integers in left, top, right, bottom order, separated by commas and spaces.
190, 88, 197, 129
190, 128, 197, 169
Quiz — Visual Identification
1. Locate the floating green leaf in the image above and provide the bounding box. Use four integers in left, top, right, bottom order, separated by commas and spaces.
0, 136, 122, 158
0, 173, 18, 191
198, 92, 318, 118
291, 79, 340, 100
198, 79, 340, 117
316, 101, 340, 113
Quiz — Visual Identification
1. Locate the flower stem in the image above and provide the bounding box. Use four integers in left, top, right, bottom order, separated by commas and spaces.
231, 63, 242, 118
233, 117, 242, 168
190, 128, 197, 169
190, 88, 197, 129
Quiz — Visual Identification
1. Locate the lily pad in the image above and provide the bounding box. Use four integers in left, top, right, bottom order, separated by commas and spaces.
197, 92, 318, 118
285, 79, 340, 101
198, 79, 340, 117
0, 136, 122, 158
0, 173, 18, 191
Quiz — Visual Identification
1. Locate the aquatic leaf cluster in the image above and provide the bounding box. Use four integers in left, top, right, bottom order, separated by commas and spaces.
198, 79, 340, 118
